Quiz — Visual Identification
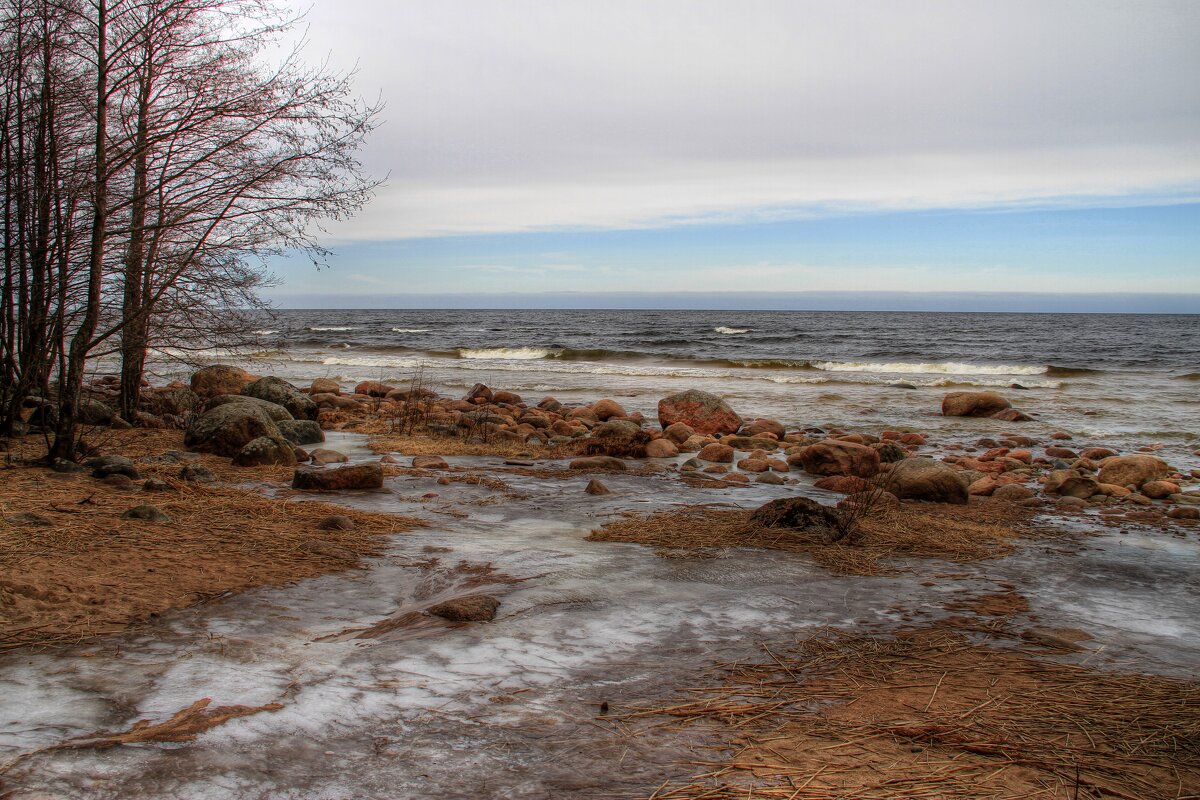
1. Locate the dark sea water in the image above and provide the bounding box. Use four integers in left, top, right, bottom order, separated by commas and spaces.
150, 309, 1199, 458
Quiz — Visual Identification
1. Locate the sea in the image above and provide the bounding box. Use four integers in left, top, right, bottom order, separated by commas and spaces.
147, 309, 1200, 460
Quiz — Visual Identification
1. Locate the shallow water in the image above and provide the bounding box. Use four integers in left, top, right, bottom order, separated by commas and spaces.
2, 434, 1198, 798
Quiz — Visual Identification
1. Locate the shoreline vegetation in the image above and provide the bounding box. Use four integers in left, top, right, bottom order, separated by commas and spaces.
2, 363, 1199, 796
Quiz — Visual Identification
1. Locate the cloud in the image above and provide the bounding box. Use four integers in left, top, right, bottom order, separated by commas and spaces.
292, 0, 1200, 240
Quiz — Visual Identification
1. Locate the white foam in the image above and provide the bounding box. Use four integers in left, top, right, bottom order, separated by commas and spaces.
251, 329, 279, 336
458, 347, 560, 360
812, 360, 1046, 376
307, 326, 357, 332
714, 326, 751, 334
391, 328, 430, 333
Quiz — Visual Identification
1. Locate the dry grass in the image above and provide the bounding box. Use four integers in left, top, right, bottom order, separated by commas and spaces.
0, 432, 419, 651
587, 501, 1036, 576
620, 626, 1200, 799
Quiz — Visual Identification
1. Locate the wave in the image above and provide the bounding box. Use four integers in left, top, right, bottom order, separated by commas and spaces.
811, 360, 1046, 376
457, 347, 559, 360
307, 326, 356, 332
251, 329, 279, 336
714, 326, 751, 334
391, 328, 430, 333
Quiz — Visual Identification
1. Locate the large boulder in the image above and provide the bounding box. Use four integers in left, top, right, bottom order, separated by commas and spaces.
1097, 455, 1170, 488
139, 386, 202, 419
78, 397, 115, 426
292, 462, 384, 491
242, 376, 318, 421
1043, 469, 1100, 500
310, 378, 341, 395
658, 390, 742, 436
887, 458, 969, 504
205, 394, 293, 421
276, 419, 325, 445
184, 402, 281, 457
794, 440, 880, 478
191, 364, 256, 399
233, 435, 298, 467
941, 391, 1012, 418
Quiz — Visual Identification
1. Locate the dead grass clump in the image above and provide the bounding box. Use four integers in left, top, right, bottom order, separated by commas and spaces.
0, 445, 419, 651
587, 501, 1034, 576
620, 627, 1200, 799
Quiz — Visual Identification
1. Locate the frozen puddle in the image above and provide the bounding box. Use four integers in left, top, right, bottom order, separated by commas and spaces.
2, 438, 1199, 798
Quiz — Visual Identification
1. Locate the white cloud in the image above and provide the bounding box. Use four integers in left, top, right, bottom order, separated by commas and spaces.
291, 0, 1200, 240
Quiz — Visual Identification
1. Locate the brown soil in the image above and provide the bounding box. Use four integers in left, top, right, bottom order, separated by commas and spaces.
587, 500, 1038, 575
0, 431, 418, 651
620, 626, 1200, 799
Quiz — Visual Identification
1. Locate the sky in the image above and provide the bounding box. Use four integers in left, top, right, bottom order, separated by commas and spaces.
270, 0, 1200, 310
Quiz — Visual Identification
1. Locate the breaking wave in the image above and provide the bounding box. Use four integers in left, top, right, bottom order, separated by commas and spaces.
714, 326, 751, 334
811, 361, 1047, 375
391, 328, 430, 333
457, 347, 560, 360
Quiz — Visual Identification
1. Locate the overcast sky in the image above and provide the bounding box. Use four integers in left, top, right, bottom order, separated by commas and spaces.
272, 0, 1200, 307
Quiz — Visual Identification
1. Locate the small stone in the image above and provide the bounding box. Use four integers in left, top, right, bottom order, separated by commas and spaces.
101, 474, 135, 489
428, 594, 500, 622
585, 479, 611, 495
412, 455, 449, 469
142, 478, 172, 492
179, 464, 215, 483
317, 514, 356, 531
310, 448, 350, 465
4, 512, 53, 527
121, 504, 172, 523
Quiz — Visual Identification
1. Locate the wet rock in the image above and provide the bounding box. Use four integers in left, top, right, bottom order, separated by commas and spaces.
992, 483, 1036, 502
991, 408, 1033, 422
1097, 455, 1170, 489
741, 418, 785, 438
354, 380, 395, 398
1043, 470, 1100, 499
412, 455, 449, 469
1142, 480, 1179, 499
428, 594, 500, 622
121, 504, 172, 523
872, 442, 908, 463
697, 443, 735, 463
1051, 432, 1073, 440
310, 377, 341, 395
568, 456, 627, 471
723, 435, 779, 451
190, 364, 257, 399
317, 514, 356, 531
492, 389, 523, 405
1055, 496, 1087, 510
1168, 506, 1199, 520
1169, 492, 1200, 506
749, 496, 840, 531
585, 478, 611, 495
276, 419, 325, 446
662, 422, 696, 444
185, 403, 281, 457
179, 464, 215, 483
233, 435, 298, 467
1045, 446, 1078, 459
645, 438, 679, 458
657, 389, 742, 436
1081, 447, 1118, 460
756, 471, 786, 485
310, 448, 350, 465
293, 462, 384, 491
887, 458, 969, 504
723, 473, 750, 483
814, 475, 868, 494
464, 383, 493, 404
941, 391, 1012, 417
737, 457, 770, 473
793, 440, 880, 478
242, 376, 318, 421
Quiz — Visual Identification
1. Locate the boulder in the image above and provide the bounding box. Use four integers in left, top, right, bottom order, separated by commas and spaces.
794, 440, 880, 478
292, 462, 384, 491
741, 418, 785, 438
662, 422, 696, 445
139, 386, 201, 418
737, 457, 771, 473
428, 594, 500, 622
242, 376, 318, 421
993, 483, 1036, 502
887, 458, 969, 504
645, 438, 679, 458
1097, 455, 1170, 489
233, 435, 298, 467
309, 448, 350, 465
464, 383, 493, 404
697, 443, 735, 463
185, 403, 281, 457
412, 455, 449, 469
1142, 480, 1179, 499
191, 364, 256, 399
205, 394, 293, 421
78, 397, 114, 426
592, 399, 627, 421
657, 390, 742, 436
941, 391, 1012, 418
991, 408, 1033, 422
276, 419, 325, 445
310, 378, 341, 395
749, 497, 840, 532
568, 456, 627, 471
317, 514, 356, 531
1168, 506, 1200, 520
88, 455, 140, 480
1043, 470, 1100, 500
179, 464, 215, 483
354, 380, 394, 398
813, 475, 868, 494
